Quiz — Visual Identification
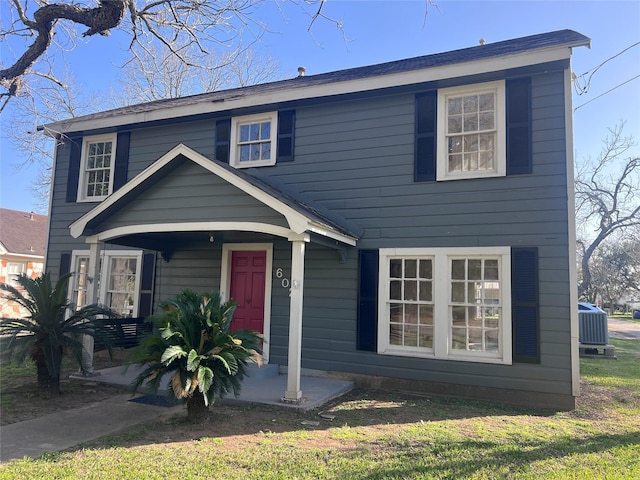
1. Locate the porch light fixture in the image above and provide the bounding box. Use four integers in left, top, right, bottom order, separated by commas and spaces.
209, 234, 215, 243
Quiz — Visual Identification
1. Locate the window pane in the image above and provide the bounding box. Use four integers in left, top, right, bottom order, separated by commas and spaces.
464, 153, 478, 171
448, 97, 462, 115
451, 260, 466, 279
479, 133, 494, 152
479, 93, 494, 111
240, 145, 250, 161
249, 123, 260, 141
464, 135, 478, 152
452, 306, 466, 326
240, 125, 250, 142
463, 113, 478, 132
479, 112, 494, 130
404, 325, 418, 347
404, 280, 417, 301
390, 324, 402, 346
405, 304, 418, 324
449, 136, 462, 153
390, 280, 402, 300
485, 260, 499, 280
390, 259, 402, 278
468, 328, 483, 350
405, 259, 417, 278
250, 144, 260, 160
451, 282, 465, 302
262, 142, 271, 160
463, 95, 478, 113
449, 154, 462, 172
390, 303, 403, 323
419, 326, 433, 349
451, 327, 466, 349
448, 115, 462, 134
260, 122, 271, 139
419, 281, 432, 302
485, 331, 499, 352
468, 259, 482, 280
468, 282, 477, 303
468, 307, 483, 327
419, 305, 433, 325
419, 259, 432, 279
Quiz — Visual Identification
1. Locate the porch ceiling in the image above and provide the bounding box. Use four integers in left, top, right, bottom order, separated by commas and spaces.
70, 144, 362, 247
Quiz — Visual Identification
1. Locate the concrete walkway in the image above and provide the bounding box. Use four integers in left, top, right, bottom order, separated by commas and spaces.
0, 366, 352, 463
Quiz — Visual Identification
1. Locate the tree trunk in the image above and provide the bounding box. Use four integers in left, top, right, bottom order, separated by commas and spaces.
32, 346, 61, 393
186, 389, 209, 422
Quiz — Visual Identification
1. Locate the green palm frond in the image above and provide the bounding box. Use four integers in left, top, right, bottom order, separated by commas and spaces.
129, 289, 262, 411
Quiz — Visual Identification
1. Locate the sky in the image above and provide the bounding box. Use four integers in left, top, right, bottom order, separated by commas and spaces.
1, 0, 639, 214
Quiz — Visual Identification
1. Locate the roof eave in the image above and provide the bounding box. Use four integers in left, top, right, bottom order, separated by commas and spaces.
42, 39, 588, 136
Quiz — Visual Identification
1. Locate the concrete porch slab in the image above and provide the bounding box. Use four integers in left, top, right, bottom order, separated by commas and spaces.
72, 363, 353, 411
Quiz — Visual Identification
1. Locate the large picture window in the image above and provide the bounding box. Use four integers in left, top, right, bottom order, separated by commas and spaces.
77, 134, 117, 202
437, 81, 506, 181
378, 247, 512, 364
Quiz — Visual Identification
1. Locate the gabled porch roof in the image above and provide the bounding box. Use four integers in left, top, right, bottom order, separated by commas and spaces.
69, 144, 362, 248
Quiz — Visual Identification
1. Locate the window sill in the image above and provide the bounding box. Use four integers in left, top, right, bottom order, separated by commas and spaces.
379, 348, 510, 365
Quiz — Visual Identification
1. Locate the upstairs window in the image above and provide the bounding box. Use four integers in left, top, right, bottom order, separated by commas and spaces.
77, 134, 117, 202
437, 81, 506, 181
230, 112, 278, 168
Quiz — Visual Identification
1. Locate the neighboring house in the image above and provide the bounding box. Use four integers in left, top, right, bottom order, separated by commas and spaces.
0, 208, 47, 318
42, 30, 590, 409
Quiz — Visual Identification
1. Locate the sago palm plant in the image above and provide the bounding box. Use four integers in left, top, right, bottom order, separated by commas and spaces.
129, 289, 263, 421
0, 273, 116, 392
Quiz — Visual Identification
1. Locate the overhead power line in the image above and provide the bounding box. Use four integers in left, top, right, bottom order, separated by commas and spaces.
573, 40, 640, 95
574, 74, 640, 111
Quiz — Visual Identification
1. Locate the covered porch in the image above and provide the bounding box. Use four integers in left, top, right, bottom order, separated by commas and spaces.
69, 144, 361, 405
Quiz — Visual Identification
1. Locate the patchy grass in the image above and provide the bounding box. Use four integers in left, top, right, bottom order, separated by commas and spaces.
1, 342, 639, 479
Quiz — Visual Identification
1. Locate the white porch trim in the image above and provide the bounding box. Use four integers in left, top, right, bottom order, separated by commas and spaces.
284, 238, 308, 402
81, 239, 102, 374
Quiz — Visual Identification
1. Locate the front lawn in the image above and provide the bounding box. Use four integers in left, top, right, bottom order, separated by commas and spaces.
1, 339, 638, 479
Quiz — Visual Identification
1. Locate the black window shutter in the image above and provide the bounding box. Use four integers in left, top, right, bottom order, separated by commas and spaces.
511, 247, 540, 363
506, 78, 532, 175
415, 91, 437, 182
277, 110, 295, 162
357, 249, 379, 351
138, 252, 156, 318
215, 119, 231, 163
60, 252, 72, 279
113, 132, 130, 191
66, 137, 82, 202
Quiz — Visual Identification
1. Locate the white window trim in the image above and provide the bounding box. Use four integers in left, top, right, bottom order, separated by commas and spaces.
437, 80, 506, 181
378, 247, 512, 365
229, 111, 278, 169
77, 133, 117, 202
68, 249, 142, 317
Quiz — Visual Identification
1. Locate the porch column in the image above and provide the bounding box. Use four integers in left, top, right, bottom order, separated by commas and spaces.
284, 239, 306, 402
81, 238, 102, 374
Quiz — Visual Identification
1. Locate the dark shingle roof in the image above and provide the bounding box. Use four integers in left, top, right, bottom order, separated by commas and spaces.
0, 208, 48, 257
45, 29, 589, 130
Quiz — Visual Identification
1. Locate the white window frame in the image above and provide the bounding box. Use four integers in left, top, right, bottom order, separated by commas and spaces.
7, 262, 25, 285
77, 133, 117, 202
229, 112, 278, 169
378, 247, 512, 365
437, 80, 506, 181
68, 250, 142, 317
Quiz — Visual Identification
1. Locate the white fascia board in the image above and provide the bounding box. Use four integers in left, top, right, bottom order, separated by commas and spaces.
70, 144, 356, 244
0, 243, 7, 255
47, 46, 576, 135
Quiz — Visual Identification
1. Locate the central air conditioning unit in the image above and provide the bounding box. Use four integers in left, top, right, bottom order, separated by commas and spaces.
578, 302, 609, 345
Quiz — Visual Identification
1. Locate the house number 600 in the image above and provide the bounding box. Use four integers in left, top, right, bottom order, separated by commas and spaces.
276, 268, 289, 288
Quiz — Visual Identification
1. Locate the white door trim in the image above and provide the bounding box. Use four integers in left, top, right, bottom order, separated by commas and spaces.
220, 243, 273, 363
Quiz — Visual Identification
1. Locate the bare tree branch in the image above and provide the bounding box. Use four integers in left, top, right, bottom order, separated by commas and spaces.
576, 122, 640, 297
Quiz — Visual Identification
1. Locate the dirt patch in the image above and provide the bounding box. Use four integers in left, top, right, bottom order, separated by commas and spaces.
1, 352, 130, 426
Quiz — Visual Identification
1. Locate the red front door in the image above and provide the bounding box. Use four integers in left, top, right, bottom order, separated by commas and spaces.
229, 250, 266, 333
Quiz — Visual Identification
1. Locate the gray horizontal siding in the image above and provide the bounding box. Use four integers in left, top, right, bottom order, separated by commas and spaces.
47, 66, 575, 398
99, 161, 288, 231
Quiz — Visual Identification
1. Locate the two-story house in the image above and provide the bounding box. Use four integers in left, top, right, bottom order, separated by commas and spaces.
42, 29, 590, 409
